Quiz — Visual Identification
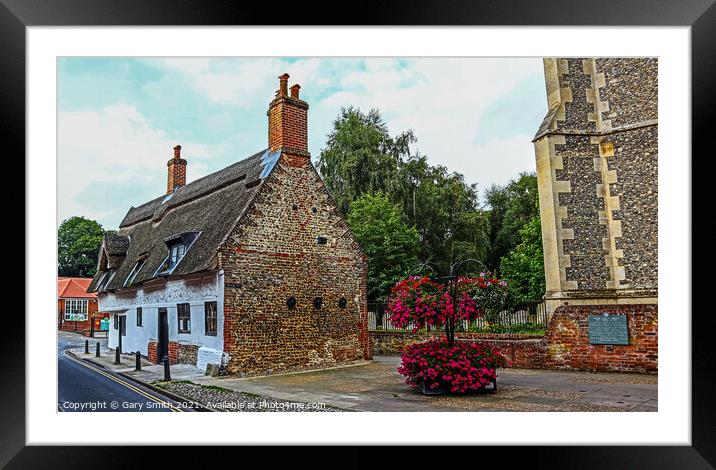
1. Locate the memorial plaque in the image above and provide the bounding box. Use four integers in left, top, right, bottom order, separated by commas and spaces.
588, 313, 629, 345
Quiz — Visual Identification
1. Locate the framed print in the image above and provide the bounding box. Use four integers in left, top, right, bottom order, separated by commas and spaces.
4, 0, 713, 466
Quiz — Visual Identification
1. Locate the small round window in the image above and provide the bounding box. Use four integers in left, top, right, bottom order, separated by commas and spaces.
338, 297, 348, 309
313, 297, 323, 309
286, 296, 297, 309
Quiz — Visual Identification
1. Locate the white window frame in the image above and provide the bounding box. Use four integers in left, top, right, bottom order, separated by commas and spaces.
124, 257, 147, 287
64, 299, 88, 321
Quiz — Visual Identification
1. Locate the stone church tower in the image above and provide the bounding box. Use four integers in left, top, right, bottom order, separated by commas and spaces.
532, 58, 657, 372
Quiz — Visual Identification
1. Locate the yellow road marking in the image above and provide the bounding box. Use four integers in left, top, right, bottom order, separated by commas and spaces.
61, 349, 183, 412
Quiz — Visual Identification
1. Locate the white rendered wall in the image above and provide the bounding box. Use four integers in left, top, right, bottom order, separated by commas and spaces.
101, 271, 224, 371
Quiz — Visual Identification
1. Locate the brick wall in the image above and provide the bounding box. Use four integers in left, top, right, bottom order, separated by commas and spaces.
58, 298, 99, 336
370, 330, 543, 355
542, 304, 657, 373
218, 156, 370, 376
147, 340, 181, 365
370, 304, 657, 373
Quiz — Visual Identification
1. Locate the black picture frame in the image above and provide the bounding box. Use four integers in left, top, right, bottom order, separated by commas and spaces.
5, 0, 712, 467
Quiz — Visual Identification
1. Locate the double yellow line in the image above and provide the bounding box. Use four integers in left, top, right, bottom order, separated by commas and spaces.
61, 349, 184, 412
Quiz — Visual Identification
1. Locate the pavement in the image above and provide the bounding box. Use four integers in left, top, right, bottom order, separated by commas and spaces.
67, 332, 658, 412
189, 356, 657, 412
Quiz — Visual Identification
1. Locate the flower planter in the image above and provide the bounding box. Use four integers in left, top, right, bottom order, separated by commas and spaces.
417, 377, 497, 396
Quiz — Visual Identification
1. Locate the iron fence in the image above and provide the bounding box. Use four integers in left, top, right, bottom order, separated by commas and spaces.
367, 300, 549, 333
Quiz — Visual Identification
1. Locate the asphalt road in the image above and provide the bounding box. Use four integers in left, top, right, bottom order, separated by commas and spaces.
57, 331, 188, 412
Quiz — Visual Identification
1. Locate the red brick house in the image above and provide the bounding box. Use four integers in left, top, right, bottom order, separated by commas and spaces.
58, 277, 104, 336
88, 74, 372, 375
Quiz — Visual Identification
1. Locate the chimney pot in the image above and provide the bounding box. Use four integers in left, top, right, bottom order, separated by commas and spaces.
278, 73, 290, 97
290, 84, 301, 99
173, 145, 181, 159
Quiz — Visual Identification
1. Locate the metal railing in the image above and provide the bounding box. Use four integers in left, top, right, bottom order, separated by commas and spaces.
367, 300, 548, 333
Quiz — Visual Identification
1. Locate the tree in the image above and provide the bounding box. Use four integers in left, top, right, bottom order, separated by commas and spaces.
400, 159, 490, 275
484, 172, 539, 270
499, 215, 546, 304
58, 216, 104, 277
318, 107, 491, 275
346, 193, 420, 302
317, 107, 415, 214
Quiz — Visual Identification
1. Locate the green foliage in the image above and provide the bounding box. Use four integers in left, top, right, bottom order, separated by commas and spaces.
484, 172, 539, 270
468, 322, 545, 335
499, 215, 546, 304
317, 107, 414, 214
398, 157, 490, 275
58, 216, 104, 277
347, 193, 420, 302
318, 107, 491, 278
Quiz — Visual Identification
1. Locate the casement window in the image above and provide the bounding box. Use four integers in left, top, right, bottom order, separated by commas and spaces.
124, 256, 147, 288
156, 232, 199, 275
177, 303, 191, 333
114, 314, 119, 330
204, 301, 217, 336
136, 307, 143, 327
64, 299, 88, 321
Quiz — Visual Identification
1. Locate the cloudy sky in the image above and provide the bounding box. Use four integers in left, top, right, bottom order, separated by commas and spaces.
58, 57, 546, 230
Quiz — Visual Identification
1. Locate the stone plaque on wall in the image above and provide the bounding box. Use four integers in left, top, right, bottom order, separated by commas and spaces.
588, 313, 629, 345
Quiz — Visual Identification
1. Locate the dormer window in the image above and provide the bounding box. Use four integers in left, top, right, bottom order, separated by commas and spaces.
97, 269, 116, 291
156, 232, 199, 275
124, 255, 148, 288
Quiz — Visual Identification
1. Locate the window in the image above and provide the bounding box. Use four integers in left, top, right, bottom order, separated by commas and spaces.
156, 232, 199, 275
114, 314, 119, 330
204, 301, 217, 336
136, 307, 143, 327
169, 243, 186, 267
119, 315, 126, 336
97, 269, 116, 291
177, 303, 191, 333
124, 257, 147, 287
64, 299, 88, 321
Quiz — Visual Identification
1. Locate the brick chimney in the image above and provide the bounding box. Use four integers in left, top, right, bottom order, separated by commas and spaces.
167, 144, 187, 194
267, 73, 309, 161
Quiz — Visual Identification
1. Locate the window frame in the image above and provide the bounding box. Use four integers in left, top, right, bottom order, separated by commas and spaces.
97, 268, 116, 291
124, 256, 147, 288
63, 299, 88, 321
136, 307, 143, 327
155, 232, 201, 276
204, 301, 217, 336
177, 303, 191, 334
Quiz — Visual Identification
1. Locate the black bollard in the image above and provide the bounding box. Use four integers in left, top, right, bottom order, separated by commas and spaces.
163, 357, 171, 381
135, 351, 142, 371
84, 340, 89, 354
95, 342, 100, 357
114, 347, 121, 365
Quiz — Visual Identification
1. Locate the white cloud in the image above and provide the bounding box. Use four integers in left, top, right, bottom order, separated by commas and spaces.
59, 58, 546, 228
154, 57, 323, 107
58, 104, 214, 228
311, 58, 544, 198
